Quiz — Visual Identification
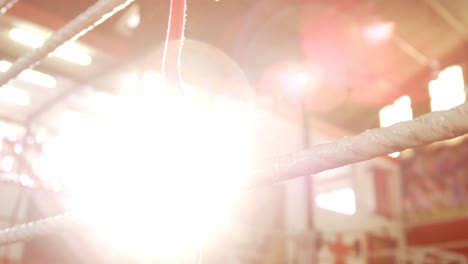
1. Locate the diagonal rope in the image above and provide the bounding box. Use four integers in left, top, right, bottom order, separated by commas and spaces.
0, 0, 134, 87
248, 102, 468, 188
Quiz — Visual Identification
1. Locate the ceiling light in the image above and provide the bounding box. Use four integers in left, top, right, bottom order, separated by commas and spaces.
54, 46, 92, 66
114, 4, 141, 36
363, 22, 395, 43
141, 71, 164, 93
126, 8, 140, 29
0, 60, 56, 88
0, 86, 30, 106
8, 28, 92, 66
8, 28, 44, 48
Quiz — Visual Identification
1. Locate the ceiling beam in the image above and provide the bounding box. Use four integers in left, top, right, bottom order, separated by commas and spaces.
7, 1, 130, 59
425, 0, 468, 37
392, 35, 430, 65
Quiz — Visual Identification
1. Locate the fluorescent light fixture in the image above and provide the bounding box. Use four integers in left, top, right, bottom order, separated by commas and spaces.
394, 95, 411, 108
0, 60, 56, 88
8, 28, 92, 66
0, 86, 30, 106
141, 71, 164, 93
114, 4, 141, 36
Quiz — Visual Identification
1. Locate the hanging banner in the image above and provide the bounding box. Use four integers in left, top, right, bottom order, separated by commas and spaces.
402, 137, 468, 223
317, 232, 363, 264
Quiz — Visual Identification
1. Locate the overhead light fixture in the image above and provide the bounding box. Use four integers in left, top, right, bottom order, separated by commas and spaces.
54, 45, 92, 66
114, 4, 141, 36
8, 28, 44, 48
0, 60, 56, 88
126, 6, 141, 29
8, 28, 92, 66
0, 86, 30, 106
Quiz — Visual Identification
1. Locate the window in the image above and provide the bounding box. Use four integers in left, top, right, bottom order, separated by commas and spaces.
429, 65, 466, 112
315, 188, 356, 215
379, 95, 413, 128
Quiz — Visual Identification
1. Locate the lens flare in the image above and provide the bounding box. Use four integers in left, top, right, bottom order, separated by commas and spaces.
37, 85, 255, 260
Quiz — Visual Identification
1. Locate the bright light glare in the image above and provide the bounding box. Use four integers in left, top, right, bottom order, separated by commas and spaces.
36, 87, 254, 259
281, 71, 312, 91
9, 28, 44, 48
141, 71, 165, 97
0, 60, 56, 88
363, 22, 395, 43
127, 13, 140, 29
388, 152, 400, 158
126, 5, 141, 29
9, 28, 92, 66
315, 188, 356, 215
0, 86, 30, 106
294, 72, 310, 85
429, 65, 466, 111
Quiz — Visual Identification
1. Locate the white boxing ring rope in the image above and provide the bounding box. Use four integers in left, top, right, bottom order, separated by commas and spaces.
0, 0, 18, 15
0, 0, 134, 87
0, 213, 76, 245
248, 102, 468, 187
0, 103, 467, 245
0, 0, 467, 248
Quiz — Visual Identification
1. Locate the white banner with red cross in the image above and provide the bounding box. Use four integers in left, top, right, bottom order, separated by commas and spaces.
317, 232, 364, 264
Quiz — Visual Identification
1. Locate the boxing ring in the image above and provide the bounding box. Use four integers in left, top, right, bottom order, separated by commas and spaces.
0, 0, 467, 253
